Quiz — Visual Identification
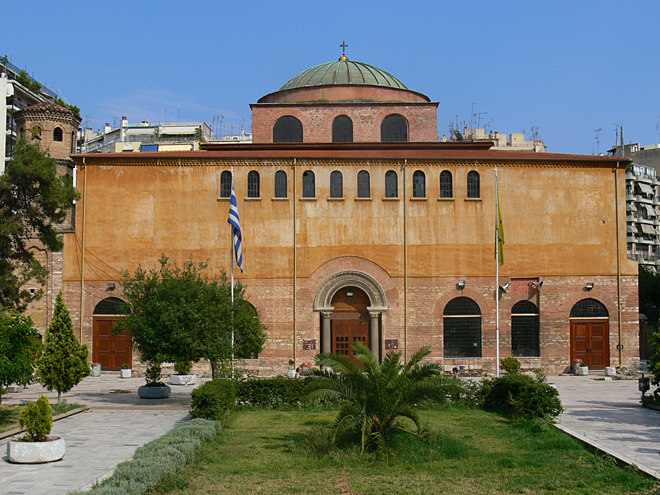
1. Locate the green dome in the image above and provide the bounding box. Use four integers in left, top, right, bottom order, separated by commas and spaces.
280, 59, 408, 91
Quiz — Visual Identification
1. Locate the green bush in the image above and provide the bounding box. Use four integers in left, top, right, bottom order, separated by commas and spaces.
19, 395, 52, 442
236, 377, 307, 407
500, 356, 521, 374
174, 360, 193, 375
483, 374, 562, 421
190, 379, 236, 420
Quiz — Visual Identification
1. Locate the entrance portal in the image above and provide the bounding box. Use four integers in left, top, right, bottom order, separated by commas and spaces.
569, 298, 610, 369
331, 287, 370, 362
93, 297, 131, 370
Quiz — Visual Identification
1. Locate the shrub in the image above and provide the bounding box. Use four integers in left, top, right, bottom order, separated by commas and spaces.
19, 395, 53, 442
500, 357, 521, 374
174, 360, 193, 375
236, 377, 308, 407
190, 379, 236, 420
144, 362, 164, 386
483, 373, 562, 421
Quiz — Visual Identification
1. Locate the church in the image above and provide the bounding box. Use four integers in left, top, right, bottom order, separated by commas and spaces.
62, 51, 639, 375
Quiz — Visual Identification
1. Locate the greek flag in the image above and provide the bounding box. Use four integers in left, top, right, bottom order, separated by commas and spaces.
228, 183, 244, 272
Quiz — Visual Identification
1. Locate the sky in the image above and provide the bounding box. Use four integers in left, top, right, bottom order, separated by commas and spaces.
2, 0, 659, 154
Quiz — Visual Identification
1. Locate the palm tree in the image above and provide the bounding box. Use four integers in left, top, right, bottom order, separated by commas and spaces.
305, 341, 447, 461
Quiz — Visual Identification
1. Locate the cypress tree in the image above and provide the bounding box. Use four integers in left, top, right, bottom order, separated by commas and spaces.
37, 292, 91, 401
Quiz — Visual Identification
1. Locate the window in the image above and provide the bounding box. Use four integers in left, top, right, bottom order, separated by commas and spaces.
570, 299, 608, 318
467, 171, 480, 198
273, 116, 303, 143
302, 170, 315, 198
357, 170, 370, 198
275, 171, 287, 198
53, 127, 63, 142
332, 115, 353, 142
413, 170, 426, 198
385, 170, 398, 198
71, 131, 76, 153
511, 301, 540, 357
381, 114, 408, 142
443, 297, 482, 358
247, 171, 260, 198
440, 170, 453, 198
93, 297, 129, 315
330, 171, 343, 198
220, 171, 232, 198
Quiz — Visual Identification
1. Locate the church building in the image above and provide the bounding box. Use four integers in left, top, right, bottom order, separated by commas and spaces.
63, 51, 638, 375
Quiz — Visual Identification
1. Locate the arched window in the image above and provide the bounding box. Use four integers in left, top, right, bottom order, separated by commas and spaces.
381, 114, 408, 142
93, 297, 129, 315
511, 301, 540, 357
302, 170, 315, 198
413, 170, 426, 198
273, 116, 303, 143
385, 170, 398, 198
440, 170, 453, 198
330, 171, 343, 198
275, 170, 287, 198
247, 171, 260, 198
570, 299, 609, 318
357, 170, 370, 198
332, 115, 353, 143
467, 171, 480, 198
53, 127, 63, 142
220, 171, 232, 198
71, 131, 76, 153
31, 125, 42, 140
443, 297, 482, 358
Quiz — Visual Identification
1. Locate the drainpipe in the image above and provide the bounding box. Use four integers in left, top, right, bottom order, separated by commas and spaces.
403, 159, 408, 361
615, 161, 623, 365
293, 159, 297, 365
80, 157, 87, 342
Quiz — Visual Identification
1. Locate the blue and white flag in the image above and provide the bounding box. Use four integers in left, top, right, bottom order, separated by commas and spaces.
227, 183, 244, 272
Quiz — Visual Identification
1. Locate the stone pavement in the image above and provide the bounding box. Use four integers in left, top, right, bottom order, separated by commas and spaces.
550, 374, 660, 479
0, 374, 202, 495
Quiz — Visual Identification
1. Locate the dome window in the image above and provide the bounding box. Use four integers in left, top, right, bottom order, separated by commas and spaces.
332, 115, 353, 143
273, 116, 303, 143
381, 115, 408, 142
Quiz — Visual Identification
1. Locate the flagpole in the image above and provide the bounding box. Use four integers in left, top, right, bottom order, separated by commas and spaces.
230, 167, 235, 379
495, 167, 500, 378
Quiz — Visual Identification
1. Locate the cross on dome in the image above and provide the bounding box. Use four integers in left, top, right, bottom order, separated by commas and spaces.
339, 41, 349, 61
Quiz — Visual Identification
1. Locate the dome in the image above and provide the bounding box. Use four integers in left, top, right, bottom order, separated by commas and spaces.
280, 59, 408, 91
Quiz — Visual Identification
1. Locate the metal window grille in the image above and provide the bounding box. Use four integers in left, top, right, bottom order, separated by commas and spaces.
93, 297, 129, 315
385, 170, 398, 198
247, 171, 260, 198
53, 127, 63, 142
273, 116, 303, 143
357, 170, 370, 198
330, 171, 343, 198
467, 171, 480, 198
443, 297, 482, 358
275, 170, 287, 198
511, 301, 540, 357
413, 170, 426, 198
381, 114, 408, 142
220, 171, 232, 198
302, 170, 315, 198
570, 298, 608, 318
332, 115, 353, 143
440, 170, 453, 198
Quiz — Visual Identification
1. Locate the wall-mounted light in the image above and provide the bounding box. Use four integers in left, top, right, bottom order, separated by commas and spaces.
107, 282, 116, 291
345, 291, 353, 297
530, 280, 544, 290
499, 282, 511, 293
585, 282, 594, 290
457, 280, 466, 290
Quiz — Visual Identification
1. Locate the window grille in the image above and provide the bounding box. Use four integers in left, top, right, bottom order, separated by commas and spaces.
220, 171, 232, 198
302, 170, 315, 198
273, 116, 303, 143
53, 127, 63, 142
443, 297, 482, 358
511, 300, 540, 357
381, 114, 408, 142
413, 171, 426, 198
275, 171, 287, 198
357, 170, 370, 198
570, 298, 608, 318
93, 297, 129, 315
247, 171, 260, 198
385, 170, 398, 198
330, 171, 343, 198
440, 170, 453, 198
332, 115, 353, 143
467, 171, 480, 198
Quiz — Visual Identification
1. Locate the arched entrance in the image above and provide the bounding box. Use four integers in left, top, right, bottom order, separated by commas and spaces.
93, 297, 131, 370
330, 286, 370, 362
569, 298, 610, 369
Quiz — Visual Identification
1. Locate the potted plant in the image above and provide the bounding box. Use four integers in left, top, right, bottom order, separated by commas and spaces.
91, 362, 101, 377
572, 359, 583, 375
287, 358, 296, 378
577, 362, 589, 376
120, 363, 132, 379
7, 395, 65, 463
138, 362, 171, 399
170, 360, 197, 385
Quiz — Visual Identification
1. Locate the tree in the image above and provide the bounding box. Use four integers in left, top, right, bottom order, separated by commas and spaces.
0, 311, 41, 403
0, 138, 78, 311
36, 292, 90, 401
305, 342, 448, 461
117, 255, 266, 379
640, 266, 660, 331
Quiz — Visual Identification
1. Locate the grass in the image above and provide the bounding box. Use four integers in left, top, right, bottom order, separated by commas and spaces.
0, 400, 86, 434
152, 405, 659, 495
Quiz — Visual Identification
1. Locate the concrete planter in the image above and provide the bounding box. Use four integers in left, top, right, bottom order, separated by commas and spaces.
577, 366, 589, 376
7, 436, 65, 463
138, 384, 171, 399
120, 368, 132, 379
287, 369, 296, 378
604, 366, 617, 376
170, 374, 197, 385
91, 364, 101, 377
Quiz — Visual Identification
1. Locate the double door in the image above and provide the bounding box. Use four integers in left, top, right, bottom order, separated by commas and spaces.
93, 317, 132, 370
570, 320, 609, 369
332, 319, 369, 364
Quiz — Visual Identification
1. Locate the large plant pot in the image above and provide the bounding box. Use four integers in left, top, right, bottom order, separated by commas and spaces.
7, 436, 65, 463
577, 366, 589, 376
170, 374, 197, 385
138, 385, 171, 399
120, 368, 132, 379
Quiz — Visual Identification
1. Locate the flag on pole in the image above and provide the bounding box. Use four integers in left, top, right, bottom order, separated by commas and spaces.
496, 188, 504, 266
228, 183, 244, 272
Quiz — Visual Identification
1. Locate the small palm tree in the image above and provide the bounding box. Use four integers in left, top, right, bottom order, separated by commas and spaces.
305, 341, 446, 461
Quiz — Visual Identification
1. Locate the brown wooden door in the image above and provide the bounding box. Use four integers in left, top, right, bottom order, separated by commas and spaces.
570, 320, 609, 369
332, 319, 369, 364
93, 317, 132, 370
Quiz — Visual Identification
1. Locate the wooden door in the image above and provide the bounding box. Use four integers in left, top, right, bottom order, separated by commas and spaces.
570, 320, 609, 369
332, 319, 369, 363
93, 317, 132, 370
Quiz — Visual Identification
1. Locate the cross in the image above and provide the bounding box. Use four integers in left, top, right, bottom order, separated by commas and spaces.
340, 41, 348, 57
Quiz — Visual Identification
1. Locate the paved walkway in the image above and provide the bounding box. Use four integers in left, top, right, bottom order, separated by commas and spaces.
550, 374, 660, 479
0, 374, 201, 495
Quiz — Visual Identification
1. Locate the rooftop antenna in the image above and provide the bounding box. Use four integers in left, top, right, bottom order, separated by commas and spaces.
475, 111, 488, 130
613, 124, 619, 151
656, 113, 660, 143
594, 128, 602, 155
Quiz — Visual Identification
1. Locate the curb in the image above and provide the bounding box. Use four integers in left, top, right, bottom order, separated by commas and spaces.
0, 405, 89, 441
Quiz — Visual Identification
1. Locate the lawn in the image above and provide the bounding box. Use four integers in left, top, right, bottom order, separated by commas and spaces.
153, 406, 658, 495
0, 401, 85, 434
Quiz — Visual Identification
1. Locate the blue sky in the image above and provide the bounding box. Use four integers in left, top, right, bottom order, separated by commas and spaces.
2, 0, 659, 154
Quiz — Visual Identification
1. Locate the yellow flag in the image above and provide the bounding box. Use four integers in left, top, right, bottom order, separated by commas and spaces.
496, 189, 504, 266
